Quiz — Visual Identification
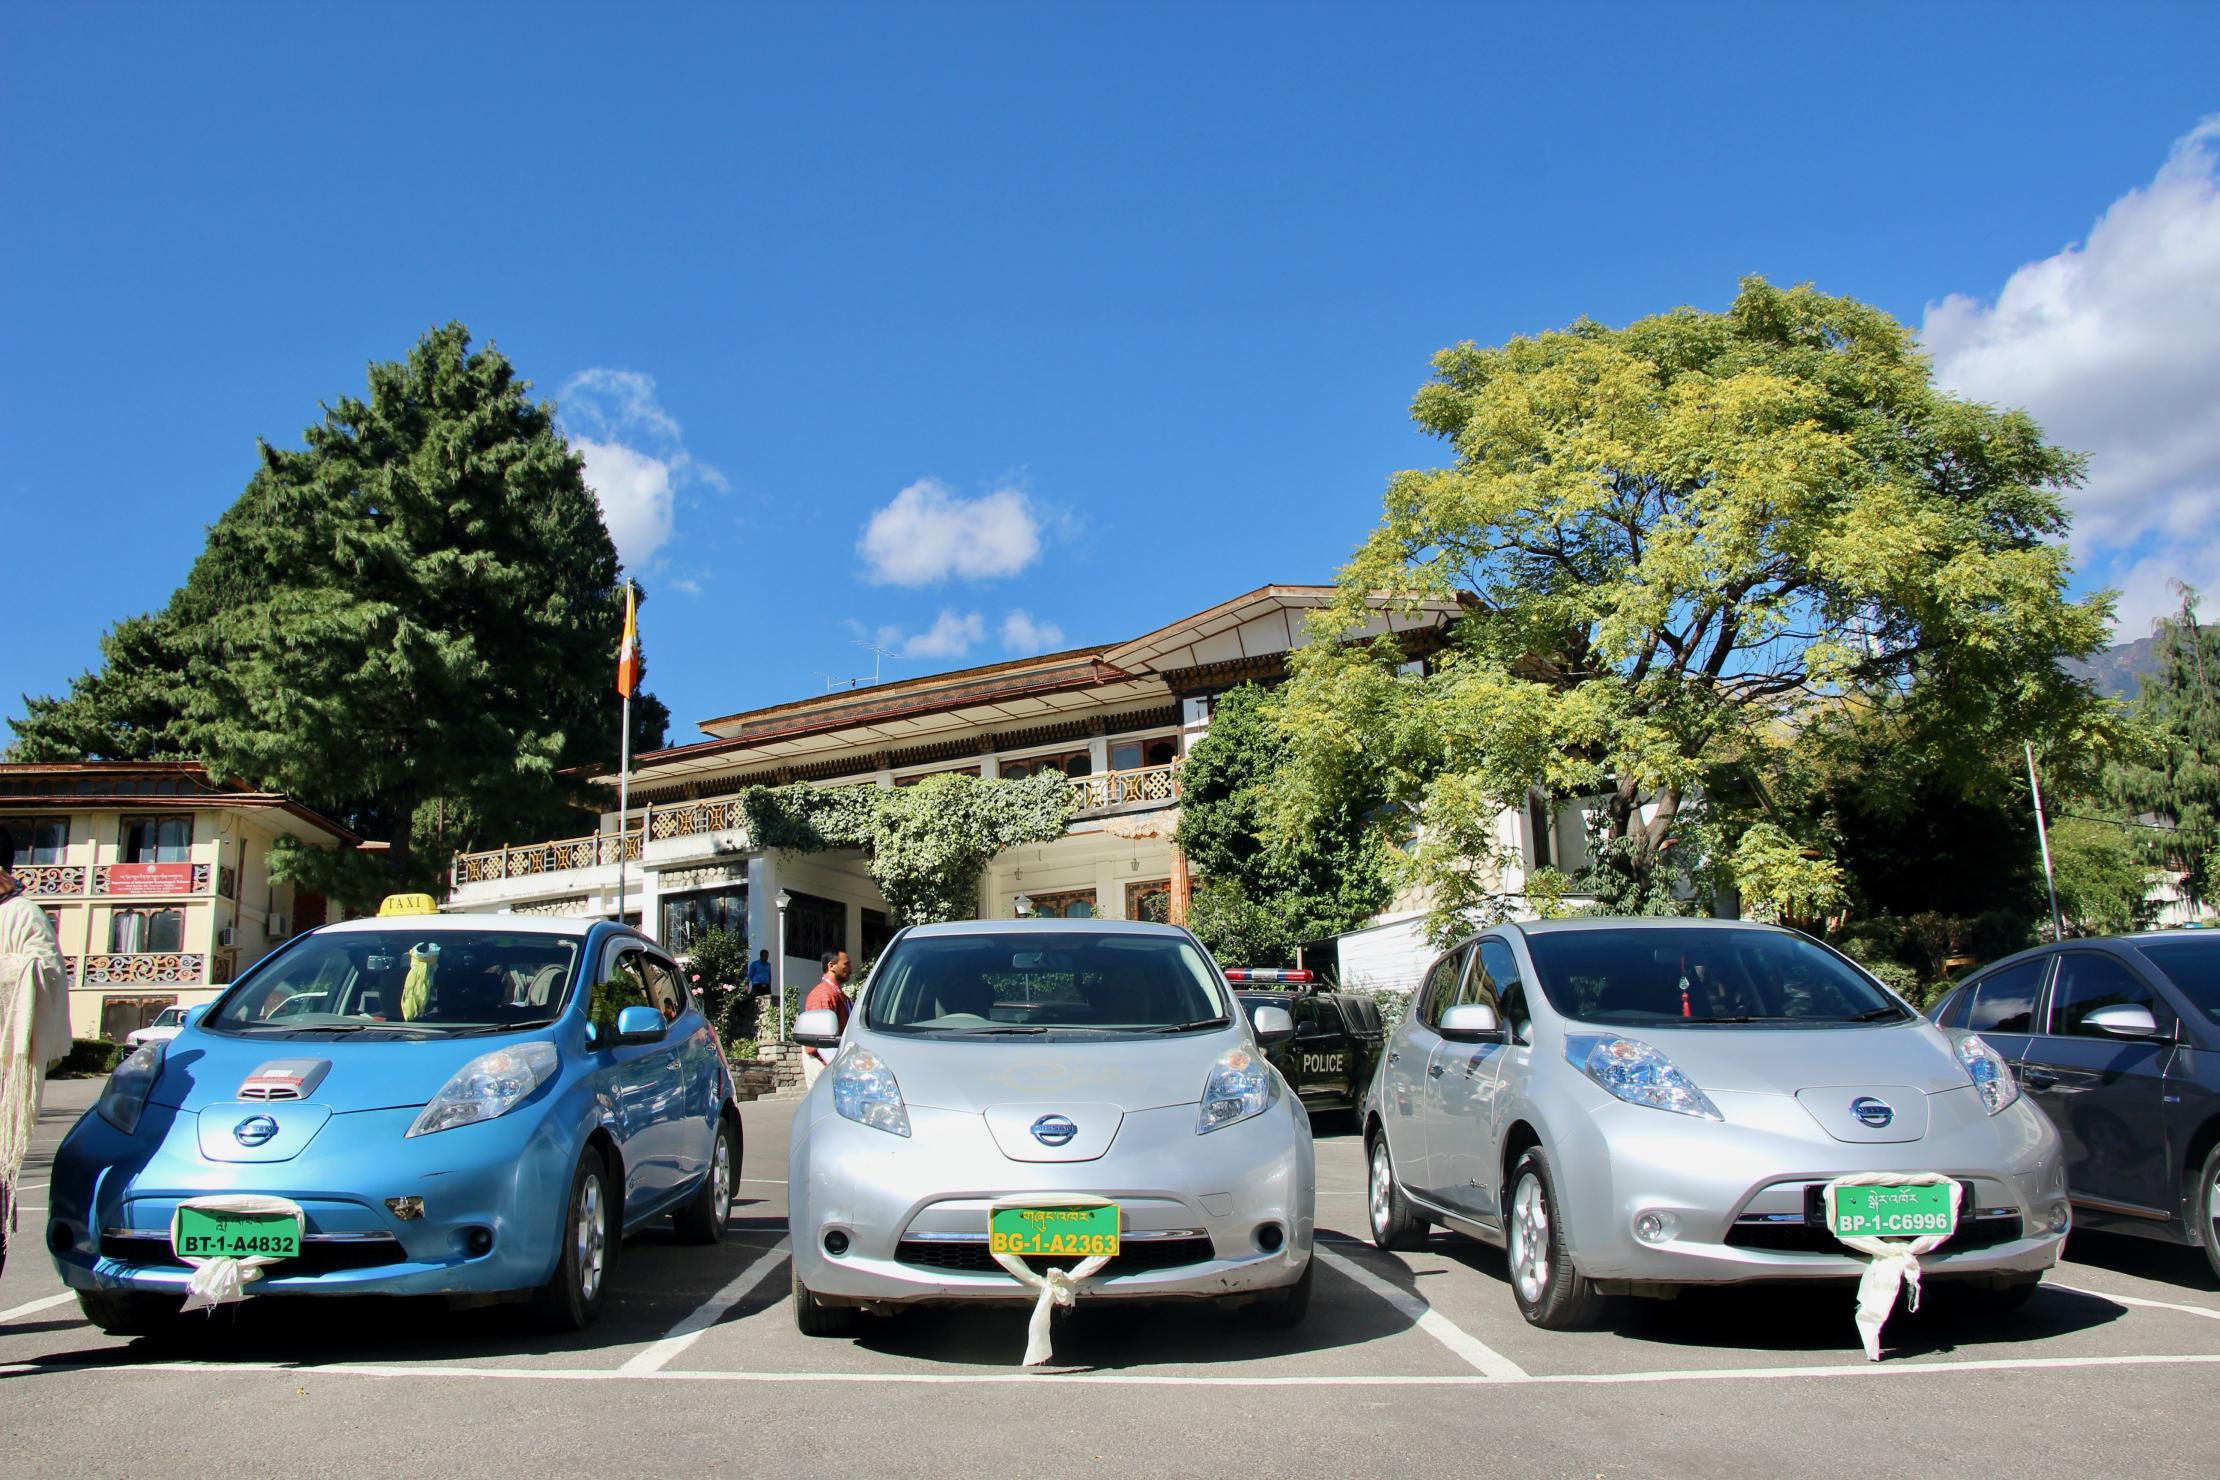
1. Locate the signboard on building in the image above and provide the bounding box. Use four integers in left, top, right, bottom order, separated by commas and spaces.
106, 862, 196, 896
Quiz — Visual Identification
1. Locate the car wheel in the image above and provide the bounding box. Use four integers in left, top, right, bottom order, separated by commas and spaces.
1367, 1132, 1428, 1251
77, 1287, 179, 1337
532, 1147, 612, 1332
672, 1115, 735, 1245
1247, 1257, 1314, 1329
792, 1260, 856, 1337
1504, 1146, 1603, 1330
2202, 1144, 2220, 1286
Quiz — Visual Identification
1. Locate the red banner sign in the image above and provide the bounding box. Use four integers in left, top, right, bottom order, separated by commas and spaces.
106, 862, 195, 896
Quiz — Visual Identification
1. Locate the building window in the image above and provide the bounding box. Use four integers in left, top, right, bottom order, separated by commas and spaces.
100, 994, 177, 1041
784, 889, 847, 963
1024, 888, 1097, 919
1000, 749, 1091, 781
121, 816, 192, 863
1108, 736, 1179, 772
662, 885, 748, 953
110, 908, 185, 953
0, 817, 68, 864
861, 908, 896, 968
1124, 879, 1172, 923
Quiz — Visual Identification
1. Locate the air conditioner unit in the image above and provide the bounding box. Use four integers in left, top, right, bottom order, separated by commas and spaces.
267, 915, 290, 940
216, 926, 237, 948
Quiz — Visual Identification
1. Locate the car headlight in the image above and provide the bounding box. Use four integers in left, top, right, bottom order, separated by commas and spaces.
1564, 1033, 1723, 1121
97, 1040, 166, 1134
1198, 1045, 1278, 1133
831, 1046, 910, 1138
1955, 1033, 2020, 1115
405, 1043, 559, 1137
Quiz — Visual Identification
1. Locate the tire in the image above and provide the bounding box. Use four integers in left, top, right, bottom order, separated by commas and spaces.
2198, 1142, 2220, 1287
672, 1114, 736, 1245
532, 1146, 613, 1332
77, 1287, 179, 1337
1504, 1145, 1603, 1330
1248, 1257, 1314, 1329
792, 1260, 856, 1337
1366, 1131, 1428, 1251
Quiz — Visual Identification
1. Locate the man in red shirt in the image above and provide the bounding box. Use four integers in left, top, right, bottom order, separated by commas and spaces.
802, 948, 852, 1074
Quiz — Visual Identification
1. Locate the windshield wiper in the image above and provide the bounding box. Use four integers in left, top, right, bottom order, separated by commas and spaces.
1148, 1017, 1230, 1034
1841, 1006, 1907, 1022
966, 1024, 1048, 1035
283, 1022, 440, 1037
452, 1018, 560, 1036
1676, 1015, 1767, 1024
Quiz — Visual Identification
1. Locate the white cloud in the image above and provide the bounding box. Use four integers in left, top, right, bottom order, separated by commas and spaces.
560, 368, 726, 570
1924, 117, 2220, 635
858, 478, 1041, 586
875, 610, 986, 661
1000, 609, 1067, 653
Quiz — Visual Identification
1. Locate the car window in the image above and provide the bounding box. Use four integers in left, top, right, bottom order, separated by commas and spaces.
206, 929, 581, 1037
644, 955, 689, 1021
1963, 958, 2045, 1034
2136, 938, 2220, 1027
860, 931, 1228, 1036
2048, 952, 2175, 1038
1523, 927, 1907, 1027
1478, 938, 1531, 1045
1417, 946, 1471, 1030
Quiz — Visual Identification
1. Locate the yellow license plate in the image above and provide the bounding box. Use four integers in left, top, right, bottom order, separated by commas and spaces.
988, 1204, 1120, 1258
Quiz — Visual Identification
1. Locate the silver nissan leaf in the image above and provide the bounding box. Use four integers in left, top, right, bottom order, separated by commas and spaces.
1363, 918, 2068, 1328
787, 920, 1316, 1335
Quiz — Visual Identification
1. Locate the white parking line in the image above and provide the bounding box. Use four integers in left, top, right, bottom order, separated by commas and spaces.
617, 1238, 792, 1375
2050, 1283, 2220, 1322
0, 1292, 77, 1326
1313, 1245, 1528, 1379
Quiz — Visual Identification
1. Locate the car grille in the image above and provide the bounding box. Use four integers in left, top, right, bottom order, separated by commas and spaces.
1724, 1212, 2024, 1256
100, 1232, 406, 1275
894, 1235, 1217, 1277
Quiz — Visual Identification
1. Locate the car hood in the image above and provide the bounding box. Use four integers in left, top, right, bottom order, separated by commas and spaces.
147, 1029, 535, 1113
856, 1030, 1238, 1115
1575, 1017, 1970, 1097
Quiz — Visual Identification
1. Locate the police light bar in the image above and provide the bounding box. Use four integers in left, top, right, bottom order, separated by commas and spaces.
1223, 968, 1313, 983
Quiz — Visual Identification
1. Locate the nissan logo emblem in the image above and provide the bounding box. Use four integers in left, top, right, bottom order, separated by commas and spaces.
234, 1114, 281, 1147
1849, 1096, 1894, 1129
1030, 1114, 1078, 1147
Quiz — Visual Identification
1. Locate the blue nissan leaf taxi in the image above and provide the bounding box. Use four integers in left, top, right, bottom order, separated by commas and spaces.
47, 900, 741, 1334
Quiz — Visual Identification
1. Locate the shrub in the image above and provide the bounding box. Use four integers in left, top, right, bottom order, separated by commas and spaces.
52, 1038, 123, 1077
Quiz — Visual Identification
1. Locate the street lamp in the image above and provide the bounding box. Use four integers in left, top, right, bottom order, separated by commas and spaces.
775, 890, 792, 1041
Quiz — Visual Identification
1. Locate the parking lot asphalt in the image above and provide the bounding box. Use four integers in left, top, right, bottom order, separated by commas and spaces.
6, 1077, 2220, 1478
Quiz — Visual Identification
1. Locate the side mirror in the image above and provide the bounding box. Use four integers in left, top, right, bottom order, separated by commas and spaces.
2084, 1003, 2162, 1039
1439, 1003, 1503, 1041
614, 1004, 667, 1045
793, 1008, 843, 1049
1250, 1004, 1295, 1047
183, 1004, 209, 1026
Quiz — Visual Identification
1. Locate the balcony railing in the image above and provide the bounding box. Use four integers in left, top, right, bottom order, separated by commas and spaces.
447, 762, 1184, 892
83, 952, 205, 986
10, 862, 215, 897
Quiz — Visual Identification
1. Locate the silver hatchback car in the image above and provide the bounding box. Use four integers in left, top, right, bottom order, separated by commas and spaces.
788, 920, 1316, 1335
1364, 918, 2069, 1328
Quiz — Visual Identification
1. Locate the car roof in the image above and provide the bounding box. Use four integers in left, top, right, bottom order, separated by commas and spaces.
900, 918, 1189, 939
1505, 916, 1799, 937
317, 913, 608, 939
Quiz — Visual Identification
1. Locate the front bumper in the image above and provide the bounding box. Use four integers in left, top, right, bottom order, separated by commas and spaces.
1553, 1089, 2070, 1287
790, 1098, 1315, 1307
46, 1099, 579, 1299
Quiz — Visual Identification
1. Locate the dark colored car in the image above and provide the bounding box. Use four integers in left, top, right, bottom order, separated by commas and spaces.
1929, 931, 2220, 1278
1230, 969, 1384, 1128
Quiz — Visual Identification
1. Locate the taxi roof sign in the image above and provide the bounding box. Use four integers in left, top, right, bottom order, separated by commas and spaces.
377, 892, 440, 917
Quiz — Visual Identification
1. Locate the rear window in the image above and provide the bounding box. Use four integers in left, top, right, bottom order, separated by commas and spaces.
2133, 937, 2220, 1027
206, 929, 581, 1038
1524, 927, 1906, 1027
862, 931, 1227, 1037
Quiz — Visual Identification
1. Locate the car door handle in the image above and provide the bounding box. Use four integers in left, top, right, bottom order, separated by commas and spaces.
1427, 1064, 1444, 1078
2022, 1070, 2057, 1090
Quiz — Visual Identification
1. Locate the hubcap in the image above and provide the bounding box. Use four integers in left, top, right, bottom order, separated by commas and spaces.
1509, 1172, 1550, 1306
1369, 1143, 1393, 1236
712, 1129, 733, 1217
576, 1172, 607, 1302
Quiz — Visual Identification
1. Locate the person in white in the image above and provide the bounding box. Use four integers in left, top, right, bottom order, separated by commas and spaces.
1, 825, 74, 1278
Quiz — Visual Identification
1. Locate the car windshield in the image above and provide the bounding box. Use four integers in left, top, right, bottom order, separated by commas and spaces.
203, 929, 582, 1038
2137, 937, 2220, 1026
1525, 927, 1907, 1028
863, 931, 1229, 1036
153, 1008, 184, 1026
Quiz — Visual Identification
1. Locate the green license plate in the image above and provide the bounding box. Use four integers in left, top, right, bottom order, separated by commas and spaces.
173, 1207, 300, 1261
988, 1204, 1120, 1259
1829, 1182, 1958, 1240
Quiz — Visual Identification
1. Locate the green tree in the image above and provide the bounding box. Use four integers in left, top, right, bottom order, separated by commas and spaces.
1276, 278, 2124, 942
2110, 589, 2220, 912
9, 324, 669, 906
1174, 685, 1390, 965
2046, 813, 2156, 936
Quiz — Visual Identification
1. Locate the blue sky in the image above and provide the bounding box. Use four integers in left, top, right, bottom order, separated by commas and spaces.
6, 2, 2218, 750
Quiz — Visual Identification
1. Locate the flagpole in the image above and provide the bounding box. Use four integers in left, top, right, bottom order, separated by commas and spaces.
616, 579, 635, 927
2026, 740, 2064, 940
